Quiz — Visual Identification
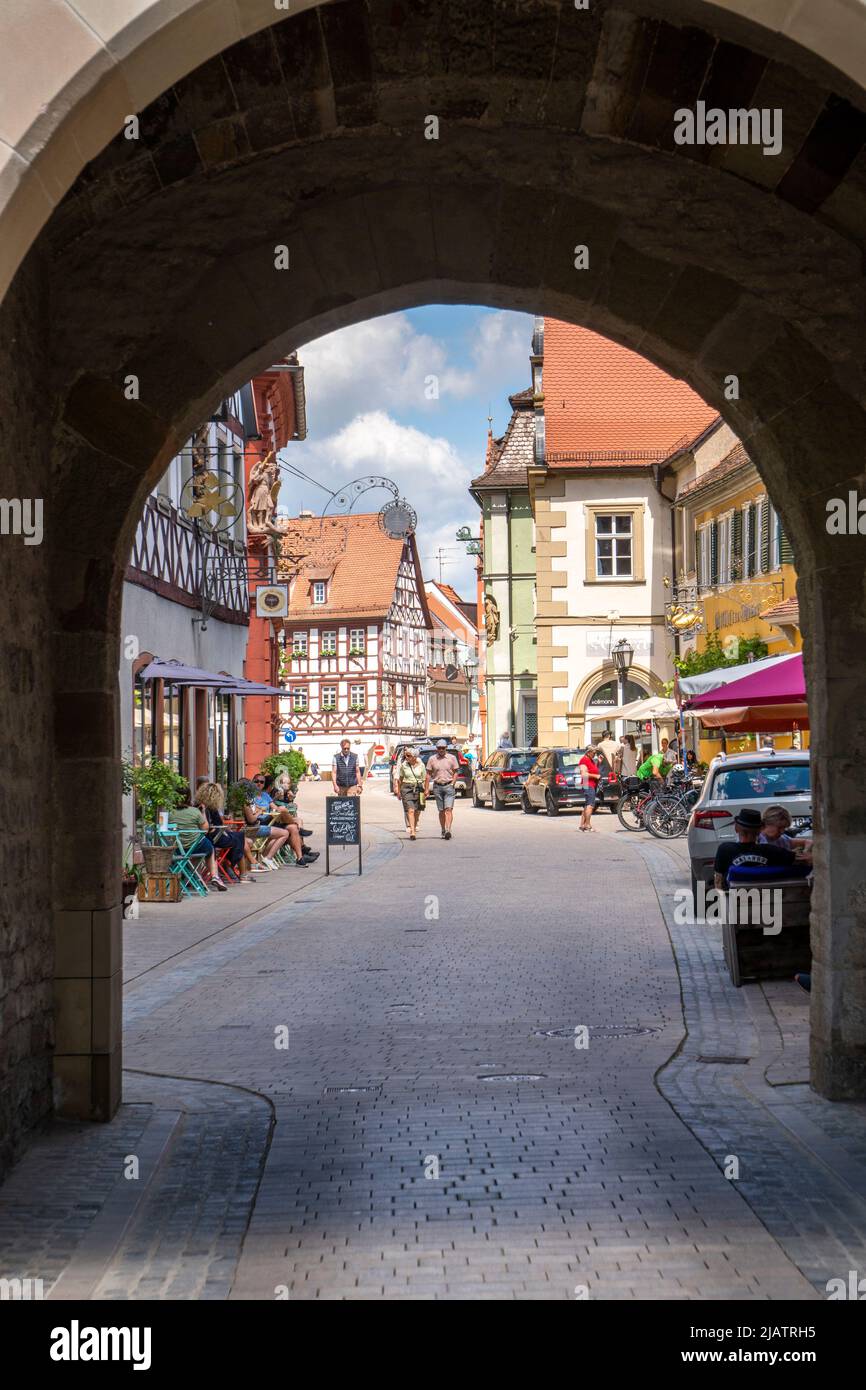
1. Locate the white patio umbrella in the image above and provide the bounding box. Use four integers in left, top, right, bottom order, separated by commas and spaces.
605, 695, 680, 720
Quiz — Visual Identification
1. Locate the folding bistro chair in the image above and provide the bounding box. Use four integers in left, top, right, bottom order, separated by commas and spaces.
158, 828, 210, 897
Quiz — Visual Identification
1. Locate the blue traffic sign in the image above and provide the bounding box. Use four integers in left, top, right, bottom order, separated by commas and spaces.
282, 729, 297, 743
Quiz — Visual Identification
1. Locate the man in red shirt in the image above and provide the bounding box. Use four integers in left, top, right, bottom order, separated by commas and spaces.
424, 738, 460, 841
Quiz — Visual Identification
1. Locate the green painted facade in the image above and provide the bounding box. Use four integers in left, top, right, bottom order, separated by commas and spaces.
479, 488, 537, 756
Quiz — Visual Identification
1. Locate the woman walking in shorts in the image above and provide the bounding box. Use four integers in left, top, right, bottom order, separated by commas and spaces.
578, 745, 601, 833
394, 747, 425, 840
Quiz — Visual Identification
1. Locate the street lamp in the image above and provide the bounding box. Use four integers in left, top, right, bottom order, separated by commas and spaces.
462, 653, 480, 739
611, 638, 634, 678
611, 637, 634, 721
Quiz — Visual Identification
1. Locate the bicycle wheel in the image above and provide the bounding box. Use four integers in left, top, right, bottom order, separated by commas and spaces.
645, 795, 689, 839
617, 792, 648, 831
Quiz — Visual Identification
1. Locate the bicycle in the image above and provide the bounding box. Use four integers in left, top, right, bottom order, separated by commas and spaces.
644, 773, 702, 839
616, 776, 661, 831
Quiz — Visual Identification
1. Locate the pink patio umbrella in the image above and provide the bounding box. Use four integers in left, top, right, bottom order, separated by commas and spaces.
687, 653, 805, 709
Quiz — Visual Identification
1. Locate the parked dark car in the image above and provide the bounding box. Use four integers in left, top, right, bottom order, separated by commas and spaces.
472, 748, 536, 809
390, 741, 471, 796
521, 747, 620, 815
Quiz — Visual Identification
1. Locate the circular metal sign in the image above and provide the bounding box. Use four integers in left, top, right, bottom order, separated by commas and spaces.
378, 499, 417, 540
180, 468, 243, 534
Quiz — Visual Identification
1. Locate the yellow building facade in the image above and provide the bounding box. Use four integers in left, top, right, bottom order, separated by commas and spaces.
670, 423, 805, 761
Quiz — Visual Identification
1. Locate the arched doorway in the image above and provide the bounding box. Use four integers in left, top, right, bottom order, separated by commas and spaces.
585, 675, 649, 753
568, 665, 667, 753
1, 1, 865, 1173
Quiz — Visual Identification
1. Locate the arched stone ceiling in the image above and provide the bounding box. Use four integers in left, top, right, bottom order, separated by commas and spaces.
2, 0, 866, 300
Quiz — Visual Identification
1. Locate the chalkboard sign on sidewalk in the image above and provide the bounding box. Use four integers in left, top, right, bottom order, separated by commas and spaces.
325, 795, 362, 875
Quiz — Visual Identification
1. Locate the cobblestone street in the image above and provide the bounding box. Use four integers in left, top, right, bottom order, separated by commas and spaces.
2, 782, 865, 1300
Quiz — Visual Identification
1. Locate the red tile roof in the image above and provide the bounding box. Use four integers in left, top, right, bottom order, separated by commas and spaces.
277, 513, 428, 622
428, 582, 478, 635
760, 597, 800, 627
543, 320, 718, 467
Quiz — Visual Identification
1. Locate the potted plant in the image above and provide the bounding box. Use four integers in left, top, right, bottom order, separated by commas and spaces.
130, 760, 188, 872
260, 750, 308, 785
226, 778, 259, 818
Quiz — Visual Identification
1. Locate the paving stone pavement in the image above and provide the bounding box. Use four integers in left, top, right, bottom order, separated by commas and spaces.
1, 784, 863, 1299
636, 835, 866, 1296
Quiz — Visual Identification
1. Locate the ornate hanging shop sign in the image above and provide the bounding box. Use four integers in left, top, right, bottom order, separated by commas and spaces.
180, 467, 244, 535
664, 583, 705, 637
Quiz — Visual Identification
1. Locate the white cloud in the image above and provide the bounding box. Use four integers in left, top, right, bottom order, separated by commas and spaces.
298, 309, 534, 436
278, 410, 480, 600
303, 410, 470, 486
299, 315, 472, 433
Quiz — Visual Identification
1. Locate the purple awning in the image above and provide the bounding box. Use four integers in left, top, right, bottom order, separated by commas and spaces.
689, 653, 805, 709
217, 677, 284, 697
137, 660, 284, 697
137, 659, 233, 687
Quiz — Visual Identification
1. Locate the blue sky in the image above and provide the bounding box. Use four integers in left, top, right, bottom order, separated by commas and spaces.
275, 306, 535, 597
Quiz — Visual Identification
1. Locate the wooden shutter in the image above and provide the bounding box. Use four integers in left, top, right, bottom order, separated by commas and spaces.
760, 499, 771, 573
709, 521, 718, 585
779, 521, 794, 565
731, 510, 743, 580
745, 504, 756, 577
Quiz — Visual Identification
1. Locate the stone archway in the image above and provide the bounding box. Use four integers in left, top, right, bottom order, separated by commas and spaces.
2, 0, 866, 1175
3, 0, 866, 304
567, 664, 665, 745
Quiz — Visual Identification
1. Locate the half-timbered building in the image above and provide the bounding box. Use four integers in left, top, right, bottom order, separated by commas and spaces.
275, 513, 431, 763
121, 390, 252, 789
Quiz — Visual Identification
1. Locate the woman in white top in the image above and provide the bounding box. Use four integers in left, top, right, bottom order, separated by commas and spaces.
617, 734, 638, 778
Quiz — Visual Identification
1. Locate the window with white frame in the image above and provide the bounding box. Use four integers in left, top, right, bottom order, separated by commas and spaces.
350, 684, 366, 709
320, 631, 337, 655
292, 631, 308, 655
595, 513, 633, 578
292, 688, 308, 712
349, 628, 366, 654
312, 581, 326, 604
321, 685, 336, 710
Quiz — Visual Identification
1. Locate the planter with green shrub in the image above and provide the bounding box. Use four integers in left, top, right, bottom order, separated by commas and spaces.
260, 750, 308, 785
226, 778, 259, 818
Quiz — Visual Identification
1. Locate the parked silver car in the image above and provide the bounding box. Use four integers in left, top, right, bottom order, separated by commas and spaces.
686, 749, 811, 903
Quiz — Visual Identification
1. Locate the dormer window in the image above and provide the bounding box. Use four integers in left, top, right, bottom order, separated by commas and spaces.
312, 581, 326, 604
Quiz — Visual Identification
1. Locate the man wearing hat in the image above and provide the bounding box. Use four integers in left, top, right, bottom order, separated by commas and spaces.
713, 807, 796, 889
425, 738, 460, 840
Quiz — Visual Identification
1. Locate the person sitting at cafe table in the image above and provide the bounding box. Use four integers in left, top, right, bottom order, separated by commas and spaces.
243, 777, 317, 869
266, 772, 317, 851
171, 788, 229, 891
195, 781, 254, 883
713, 808, 798, 890
758, 804, 812, 863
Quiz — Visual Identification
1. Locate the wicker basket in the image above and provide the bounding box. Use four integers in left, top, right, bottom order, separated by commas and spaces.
142, 845, 175, 874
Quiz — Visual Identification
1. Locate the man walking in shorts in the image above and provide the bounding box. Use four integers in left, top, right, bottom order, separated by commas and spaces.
425, 738, 460, 840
